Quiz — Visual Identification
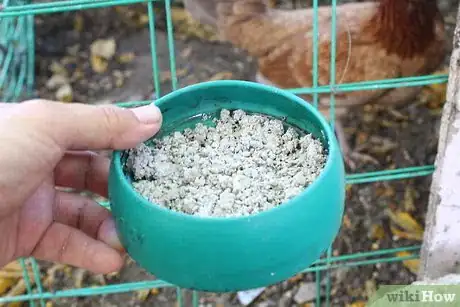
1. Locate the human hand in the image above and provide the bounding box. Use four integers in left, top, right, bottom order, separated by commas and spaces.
0, 99, 162, 273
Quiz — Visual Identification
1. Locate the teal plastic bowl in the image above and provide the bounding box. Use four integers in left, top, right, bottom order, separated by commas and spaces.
108, 80, 345, 292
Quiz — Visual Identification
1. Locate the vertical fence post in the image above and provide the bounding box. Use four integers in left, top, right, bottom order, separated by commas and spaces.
418, 1, 460, 281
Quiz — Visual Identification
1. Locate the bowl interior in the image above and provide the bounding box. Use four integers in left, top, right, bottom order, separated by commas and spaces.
121, 80, 333, 187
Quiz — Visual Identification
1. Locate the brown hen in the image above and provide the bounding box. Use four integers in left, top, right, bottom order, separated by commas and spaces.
183, 0, 447, 169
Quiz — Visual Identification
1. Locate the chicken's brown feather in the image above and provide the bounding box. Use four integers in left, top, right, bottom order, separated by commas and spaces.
184, 0, 447, 120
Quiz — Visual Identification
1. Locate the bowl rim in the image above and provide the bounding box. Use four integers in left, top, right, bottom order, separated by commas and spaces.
111, 80, 343, 222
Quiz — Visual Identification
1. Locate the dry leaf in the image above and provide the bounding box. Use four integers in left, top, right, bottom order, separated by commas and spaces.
117, 52, 135, 64
46, 74, 69, 90
160, 69, 188, 82
113, 70, 125, 88
43, 264, 65, 288
74, 269, 86, 288
0, 278, 15, 295
126, 257, 135, 265
369, 137, 398, 155
1, 261, 22, 272
342, 214, 352, 229
387, 108, 409, 121
56, 84, 73, 102
137, 14, 149, 26
420, 67, 448, 109
181, 47, 192, 59
136, 289, 150, 301
346, 184, 352, 193
0, 279, 31, 307
91, 56, 109, 73
365, 279, 376, 298
8, 301, 23, 307
90, 38, 116, 59
369, 224, 385, 240
404, 186, 416, 212
396, 251, 420, 274
287, 274, 303, 283
356, 132, 369, 146
60, 56, 76, 66
386, 209, 424, 241
73, 14, 84, 32
150, 288, 160, 295
380, 119, 395, 128
0, 271, 33, 279
171, 7, 219, 41
208, 71, 233, 81
114, 6, 148, 27
45, 302, 53, 307
390, 226, 423, 241
49, 61, 68, 76
105, 271, 120, 279
375, 185, 395, 197
114, 6, 131, 15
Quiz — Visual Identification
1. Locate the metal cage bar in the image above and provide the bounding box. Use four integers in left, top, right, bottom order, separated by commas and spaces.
0, 0, 449, 306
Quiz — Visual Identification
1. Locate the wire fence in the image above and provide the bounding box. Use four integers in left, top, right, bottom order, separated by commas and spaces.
0, 0, 451, 306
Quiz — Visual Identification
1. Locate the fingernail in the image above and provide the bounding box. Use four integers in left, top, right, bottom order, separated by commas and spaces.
99, 218, 124, 252
132, 104, 162, 125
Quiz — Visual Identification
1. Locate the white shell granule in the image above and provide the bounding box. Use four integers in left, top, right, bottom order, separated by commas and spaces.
126, 109, 327, 218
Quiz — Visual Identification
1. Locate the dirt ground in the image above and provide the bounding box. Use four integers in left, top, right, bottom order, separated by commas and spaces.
13, 0, 460, 306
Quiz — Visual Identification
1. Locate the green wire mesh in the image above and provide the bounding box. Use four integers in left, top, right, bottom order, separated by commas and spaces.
0, 0, 34, 102
0, 0, 450, 306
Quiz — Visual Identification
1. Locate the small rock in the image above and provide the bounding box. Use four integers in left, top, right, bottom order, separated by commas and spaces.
156, 294, 168, 302
117, 52, 135, 64
365, 279, 377, 299
237, 288, 266, 306
46, 74, 69, 89
90, 55, 109, 73
55, 84, 73, 102
215, 296, 227, 307
278, 295, 291, 307
294, 282, 317, 304
90, 38, 116, 59
322, 268, 349, 285
49, 61, 68, 76
257, 301, 275, 307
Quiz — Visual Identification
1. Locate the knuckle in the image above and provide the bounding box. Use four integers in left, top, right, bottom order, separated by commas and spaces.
100, 105, 125, 130
99, 105, 132, 147
100, 106, 122, 147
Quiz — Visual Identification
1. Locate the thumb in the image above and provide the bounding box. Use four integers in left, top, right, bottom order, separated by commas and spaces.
17, 100, 162, 151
